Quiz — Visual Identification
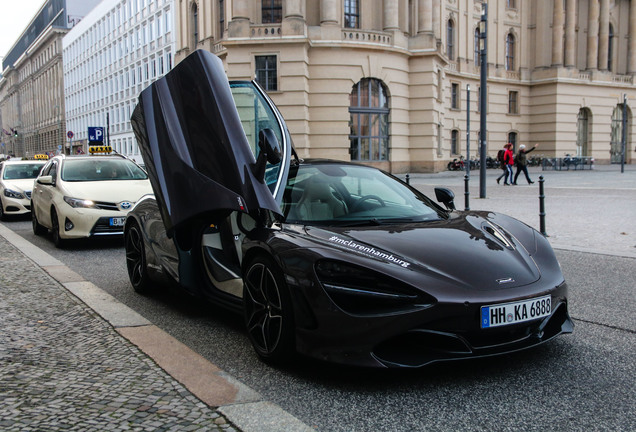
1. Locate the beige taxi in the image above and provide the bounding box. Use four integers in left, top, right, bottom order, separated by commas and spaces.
0, 159, 46, 219
31, 154, 153, 247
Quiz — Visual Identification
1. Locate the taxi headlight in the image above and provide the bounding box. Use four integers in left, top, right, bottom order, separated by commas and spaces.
63, 196, 96, 208
4, 189, 25, 199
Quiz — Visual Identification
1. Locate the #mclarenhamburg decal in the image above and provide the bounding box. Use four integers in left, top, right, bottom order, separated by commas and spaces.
327, 235, 411, 268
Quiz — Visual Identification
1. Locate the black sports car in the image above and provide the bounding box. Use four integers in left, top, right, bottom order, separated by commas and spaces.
127, 50, 573, 368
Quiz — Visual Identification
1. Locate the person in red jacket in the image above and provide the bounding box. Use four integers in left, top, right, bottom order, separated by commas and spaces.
496, 143, 514, 185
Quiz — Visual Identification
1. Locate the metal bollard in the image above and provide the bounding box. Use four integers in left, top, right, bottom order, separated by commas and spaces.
539, 176, 547, 236
405, 173, 410, 185
464, 174, 470, 211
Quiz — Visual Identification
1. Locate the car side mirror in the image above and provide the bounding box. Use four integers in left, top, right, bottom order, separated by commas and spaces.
434, 187, 456, 211
254, 128, 282, 182
37, 175, 54, 186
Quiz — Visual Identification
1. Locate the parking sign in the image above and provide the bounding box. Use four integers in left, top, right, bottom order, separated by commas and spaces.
88, 127, 104, 142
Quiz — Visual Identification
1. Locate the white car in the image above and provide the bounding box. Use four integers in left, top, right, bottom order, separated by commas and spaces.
0, 159, 46, 219
31, 154, 153, 247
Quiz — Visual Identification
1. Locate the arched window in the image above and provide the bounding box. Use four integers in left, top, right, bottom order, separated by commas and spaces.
349, 78, 390, 161
577, 108, 590, 156
447, 19, 455, 60
508, 132, 517, 152
608, 24, 614, 71
505, 33, 515, 71
190, 3, 198, 49
451, 129, 459, 155
474, 27, 480, 66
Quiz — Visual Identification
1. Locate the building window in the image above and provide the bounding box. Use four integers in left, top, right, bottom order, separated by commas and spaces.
474, 27, 480, 66
191, 3, 198, 48
505, 33, 515, 71
508, 132, 517, 152
255, 55, 278, 91
344, 0, 360, 29
262, 0, 282, 24
577, 108, 590, 156
508, 91, 518, 114
451, 83, 459, 109
349, 78, 390, 161
446, 19, 455, 60
218, 0, 224, 40
506, 0, 516, 9
608, 24, 614, 71
451, 129, 459, 155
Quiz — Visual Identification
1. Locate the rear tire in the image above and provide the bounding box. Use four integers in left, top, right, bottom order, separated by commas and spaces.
243, 254, 295, 364
125, 220, 151, 294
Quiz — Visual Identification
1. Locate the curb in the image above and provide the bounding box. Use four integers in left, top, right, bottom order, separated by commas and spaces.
0, 223, 313, 432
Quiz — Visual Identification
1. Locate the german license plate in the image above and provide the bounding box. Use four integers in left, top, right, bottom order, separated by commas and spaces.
110, 217, 126, 227
481, 295, 551, 328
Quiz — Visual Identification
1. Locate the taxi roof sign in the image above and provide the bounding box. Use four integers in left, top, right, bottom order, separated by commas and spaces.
89, 145, 113, 154
34, 154, 49, 160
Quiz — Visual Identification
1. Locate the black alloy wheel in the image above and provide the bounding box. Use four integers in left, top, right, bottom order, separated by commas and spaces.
32, 209, 46, 235
125, 221, 151, 294
243, 255, 294, 363
50, 208, 65, 248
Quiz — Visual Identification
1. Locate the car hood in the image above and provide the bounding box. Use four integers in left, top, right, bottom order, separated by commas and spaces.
62, 180, 153, 203
2, 179, 36, 193
130, 49, 282, 234
304, 212, 541, 291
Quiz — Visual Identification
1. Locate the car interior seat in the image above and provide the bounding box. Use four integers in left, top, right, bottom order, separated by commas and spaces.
296, 181, 347, 221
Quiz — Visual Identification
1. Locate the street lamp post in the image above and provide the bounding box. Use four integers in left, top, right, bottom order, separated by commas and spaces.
621, 94, 627, 173
479, 2, 488, 198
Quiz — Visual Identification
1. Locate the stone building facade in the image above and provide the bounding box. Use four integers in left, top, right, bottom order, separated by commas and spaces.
175, 0, 635, 172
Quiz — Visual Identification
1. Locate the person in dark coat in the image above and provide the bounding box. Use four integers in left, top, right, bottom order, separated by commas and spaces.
513, 143, 538, 184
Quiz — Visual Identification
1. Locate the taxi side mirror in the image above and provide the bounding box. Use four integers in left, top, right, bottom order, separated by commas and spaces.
37, 175, 54, 186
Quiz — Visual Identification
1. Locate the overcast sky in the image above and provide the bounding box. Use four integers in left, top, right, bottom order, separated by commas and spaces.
0, 0, 47, 61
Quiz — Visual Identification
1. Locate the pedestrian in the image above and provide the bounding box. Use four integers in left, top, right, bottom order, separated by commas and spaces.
513, 143, 538, 184
496, 143, 514, 185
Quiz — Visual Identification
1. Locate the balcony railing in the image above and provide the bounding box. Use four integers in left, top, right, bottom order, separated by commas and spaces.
251, 25, 282, 37
342, 30, 392, 45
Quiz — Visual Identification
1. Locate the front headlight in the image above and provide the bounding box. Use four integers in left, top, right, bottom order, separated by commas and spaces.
4, 189, 25, 199
63, 196, 97, 208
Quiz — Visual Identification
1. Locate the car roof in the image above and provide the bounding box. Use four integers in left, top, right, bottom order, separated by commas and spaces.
2, 160, 46, 165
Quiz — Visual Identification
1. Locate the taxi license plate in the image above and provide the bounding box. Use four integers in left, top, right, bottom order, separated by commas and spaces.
110, 217, 126, 227
481, 295, 551, 328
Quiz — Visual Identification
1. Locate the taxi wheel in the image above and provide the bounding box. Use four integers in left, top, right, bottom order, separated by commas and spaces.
32, 210, 46, 236
0, 198, 5, 221
50, 208, 65, 248
125, 221, 150, 294
243, 255, 295, 364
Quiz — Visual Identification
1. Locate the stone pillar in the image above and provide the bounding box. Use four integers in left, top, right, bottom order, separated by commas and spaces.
432, 0, 441, 40
564, 0, 577, 67
232, 0, 249, 20
228, 0, 250, 37
598, 0, 610, 70
587, 0, 599, 70
283, 0, 305, 35
384, 0, 399, 31
418, 0, 433, 35
552, 0, 565, 66
320, 0, 338, 25
629, 0, 636, 74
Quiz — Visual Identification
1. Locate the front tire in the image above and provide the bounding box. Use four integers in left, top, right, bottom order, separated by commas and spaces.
0, 198, 5, 221
50, 208, 65, 248
125, 220, 151, 294
243, 255, 295, 363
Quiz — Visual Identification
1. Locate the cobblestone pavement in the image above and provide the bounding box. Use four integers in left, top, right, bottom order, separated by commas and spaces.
0, 238, 239, 432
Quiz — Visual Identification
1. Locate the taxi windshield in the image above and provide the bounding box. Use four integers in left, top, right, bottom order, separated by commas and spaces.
3, 163, 44, 180
61, 159, 148, 182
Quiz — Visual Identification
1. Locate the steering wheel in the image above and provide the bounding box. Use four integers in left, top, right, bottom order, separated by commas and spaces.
351, 195, 387, 212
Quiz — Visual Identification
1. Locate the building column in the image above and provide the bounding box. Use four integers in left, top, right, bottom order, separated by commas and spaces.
320, 0, 338, 25
564, 0, 577, 67
432, 0, 440, 40
587, 0, 599, 70
418, 0, 433, 35
384, 0, 399, 31
552, 0, 565, 66
598, 0, 610, 71
629, 0, 636, 74
228, 0, 250, 37
283, 0, 305, 35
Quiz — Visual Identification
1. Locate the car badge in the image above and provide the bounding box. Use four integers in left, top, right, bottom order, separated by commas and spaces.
497, 277, 515, 284
120, 201, 132, 210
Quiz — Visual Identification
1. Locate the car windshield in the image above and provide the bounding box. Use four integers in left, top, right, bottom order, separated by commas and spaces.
2, 163, 44, 180
61, 159, 148, 182
282, 164, 446, 226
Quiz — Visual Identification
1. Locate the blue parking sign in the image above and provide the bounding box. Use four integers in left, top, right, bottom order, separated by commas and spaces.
88, 127, 104, 142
